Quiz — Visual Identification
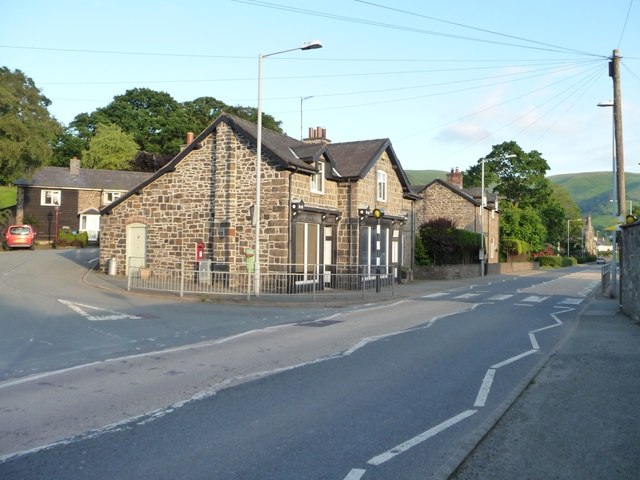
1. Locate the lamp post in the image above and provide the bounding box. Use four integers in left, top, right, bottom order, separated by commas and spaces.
300, 96, 313, 140
598, 100, 618, 297
480, 154, 515, 277
255, 40, 322, 295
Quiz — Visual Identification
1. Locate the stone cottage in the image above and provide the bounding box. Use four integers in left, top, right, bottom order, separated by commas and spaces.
99, 113, 418, 289
413, 167, 501, 265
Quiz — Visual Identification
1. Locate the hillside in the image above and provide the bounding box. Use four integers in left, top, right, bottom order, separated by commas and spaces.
548, 172, 640, 231
405, 170, 448, 186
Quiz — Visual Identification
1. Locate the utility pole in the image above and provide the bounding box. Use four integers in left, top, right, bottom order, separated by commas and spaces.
609, 49, 626, 217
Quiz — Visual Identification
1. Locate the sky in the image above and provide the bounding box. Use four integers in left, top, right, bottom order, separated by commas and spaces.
1, 0, 639, 176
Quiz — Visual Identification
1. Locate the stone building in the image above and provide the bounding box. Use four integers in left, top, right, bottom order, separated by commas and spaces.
412, 168, 501, 264
99, 113, 418, 286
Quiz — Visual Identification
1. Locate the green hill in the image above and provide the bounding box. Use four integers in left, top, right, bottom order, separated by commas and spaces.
549, 172, 640, 231
405, 170, 448, 186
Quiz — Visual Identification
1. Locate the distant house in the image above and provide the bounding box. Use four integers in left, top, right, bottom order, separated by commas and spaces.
413, 168, 501, 264
99, 113, 418, 286
14, 158, 150, 243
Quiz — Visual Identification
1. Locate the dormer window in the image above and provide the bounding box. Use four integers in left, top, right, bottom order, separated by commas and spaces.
376, 170, 387, 202
311, 161, 325, 194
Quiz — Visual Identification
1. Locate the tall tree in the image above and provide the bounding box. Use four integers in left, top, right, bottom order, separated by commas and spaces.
82, 123, 138, 170
0, 67, 61, 183
465, 140, 568, 251
464, 141, 553, 208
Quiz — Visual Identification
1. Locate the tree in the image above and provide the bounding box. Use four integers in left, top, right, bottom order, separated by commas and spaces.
82, 123, 139, 170
465, 141, 568, 251
465, 141, 553, 208
60, 90, 286, 172
0, 67, 61, 183
499, 204, 547, 253
51, 126, 88, 166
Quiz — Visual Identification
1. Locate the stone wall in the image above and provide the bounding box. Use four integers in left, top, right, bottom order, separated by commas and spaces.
414, 261, 537, 280
620, 222, 640, 321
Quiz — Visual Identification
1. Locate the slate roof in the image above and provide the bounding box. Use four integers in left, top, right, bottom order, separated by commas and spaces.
103, 112, 418, 213
413, 179, 499, 209
15, 166, 151, 191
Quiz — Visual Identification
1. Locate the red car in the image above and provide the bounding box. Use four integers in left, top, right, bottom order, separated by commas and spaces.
2, 225, 36, 250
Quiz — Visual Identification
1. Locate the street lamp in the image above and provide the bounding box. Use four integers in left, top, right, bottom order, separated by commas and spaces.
480, 154, 515, 277
255, 40, 322, 295
567, 218, 583, 258
300, 96, 313, 140
598, 100, 618, 297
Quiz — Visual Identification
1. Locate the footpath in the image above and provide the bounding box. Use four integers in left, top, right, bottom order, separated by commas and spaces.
85, 268, 640, 479
451, 290, 640, 479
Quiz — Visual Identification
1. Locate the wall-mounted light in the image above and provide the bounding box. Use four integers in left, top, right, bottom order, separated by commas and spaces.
291, 199, 305, 217
358, 207, 370, 221
372, 208, 384, 219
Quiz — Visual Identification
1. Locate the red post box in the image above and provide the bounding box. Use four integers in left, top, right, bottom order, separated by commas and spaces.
195, 241, 204, 261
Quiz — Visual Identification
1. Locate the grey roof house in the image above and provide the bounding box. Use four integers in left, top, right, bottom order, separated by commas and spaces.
14, 158, 151, 243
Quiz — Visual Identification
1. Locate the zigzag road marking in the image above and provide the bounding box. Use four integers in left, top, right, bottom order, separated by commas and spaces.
343, 305, 575, 479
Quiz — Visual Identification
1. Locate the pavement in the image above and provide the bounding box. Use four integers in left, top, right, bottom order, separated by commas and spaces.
84, 268, 640, 479
451, 289, 640, 480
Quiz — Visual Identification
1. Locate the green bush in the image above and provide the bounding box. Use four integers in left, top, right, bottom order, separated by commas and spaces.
418, 218, 481, 265
538, 256, 563, 268
56, 230, 88, 247
562, 256, 577, 266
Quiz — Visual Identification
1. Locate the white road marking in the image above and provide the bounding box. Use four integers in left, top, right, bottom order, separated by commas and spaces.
454, 293, 481, 299
558, 298, 583, 305
528, 333, 540, 350
491, 349, 538, 369
514, 303, 534, 307
58, 299, 142, 321
488, 294, 513, 301
343, 469, 366, 480
522, 295, 549, 303
421, 292, 448, 298
474, 369, 496, 407
367, 410, 477, 466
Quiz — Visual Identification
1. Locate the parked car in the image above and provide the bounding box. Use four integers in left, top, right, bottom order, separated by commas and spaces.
2, 225, 36, 250
596, 256, 606, 264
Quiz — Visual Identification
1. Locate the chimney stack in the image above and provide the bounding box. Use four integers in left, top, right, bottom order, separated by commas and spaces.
180, 132, 195, 152
70, 156, 80, 175
304, 126, 330, 144
446, 167, 463, 189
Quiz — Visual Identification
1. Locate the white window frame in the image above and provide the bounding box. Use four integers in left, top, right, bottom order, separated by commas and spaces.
103, 191, 122, 204
41, 190, 61, 206
311, 162, 325, 194
376, 170, 387, 202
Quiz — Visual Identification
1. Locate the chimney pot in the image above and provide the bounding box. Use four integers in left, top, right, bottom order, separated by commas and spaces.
186, 132, 194, 144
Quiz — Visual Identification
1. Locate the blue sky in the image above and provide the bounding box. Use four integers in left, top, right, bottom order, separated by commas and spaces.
2, 0, 639, 176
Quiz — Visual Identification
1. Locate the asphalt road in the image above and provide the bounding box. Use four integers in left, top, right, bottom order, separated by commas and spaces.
0, 249, 602, 479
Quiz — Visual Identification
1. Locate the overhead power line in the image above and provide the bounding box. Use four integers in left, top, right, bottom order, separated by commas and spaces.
233, 0, 607, 57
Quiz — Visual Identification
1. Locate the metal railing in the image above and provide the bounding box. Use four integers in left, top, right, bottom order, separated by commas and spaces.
126, 261, 398, 301
601, 263, 611, 296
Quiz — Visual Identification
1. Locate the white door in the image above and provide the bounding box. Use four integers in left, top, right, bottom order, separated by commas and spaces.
80, 214, 100, 242
126, 223, 147, 272
323, 226, 333, 285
